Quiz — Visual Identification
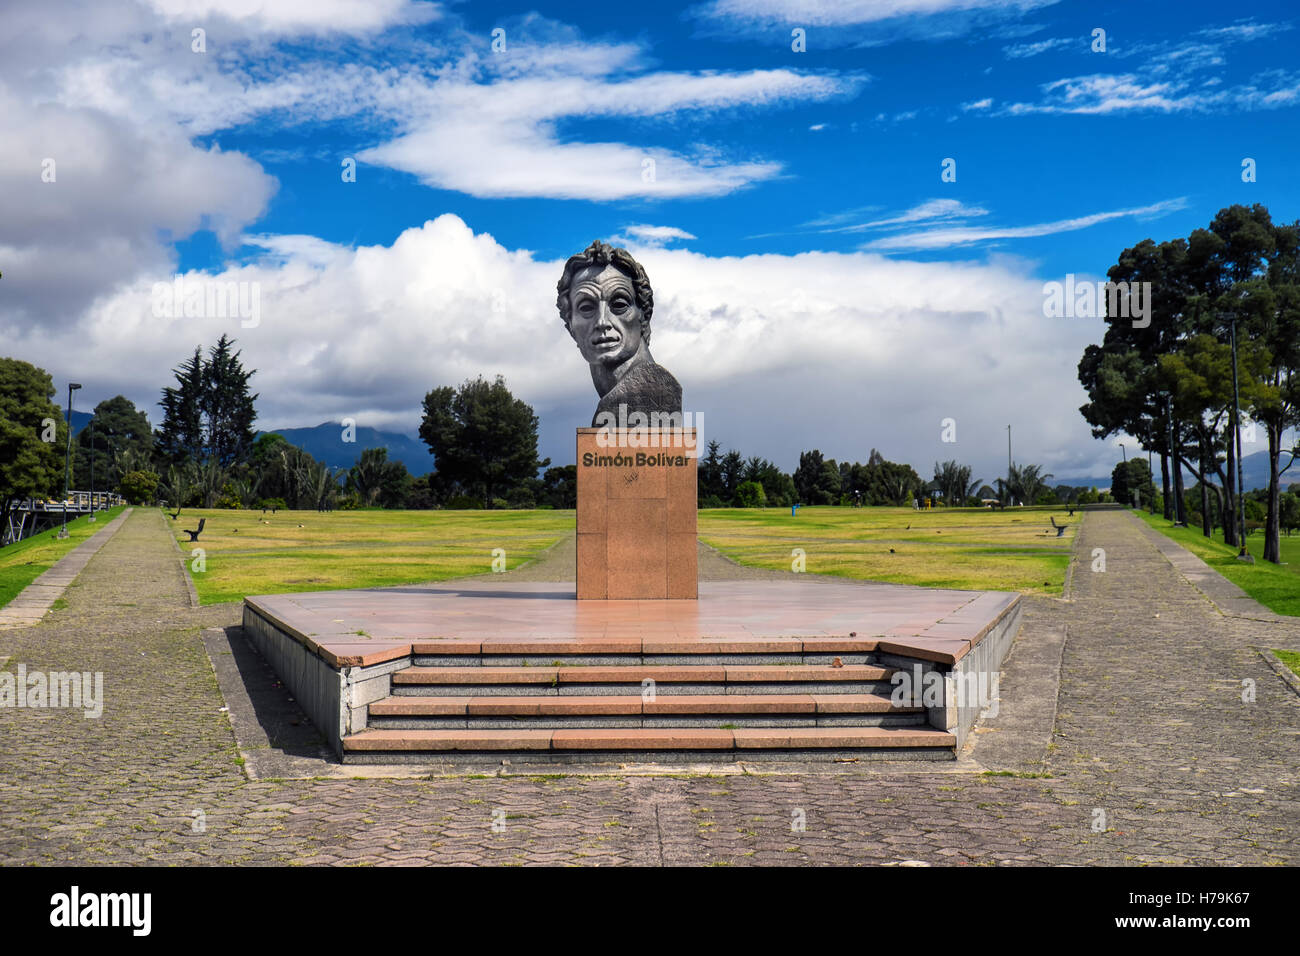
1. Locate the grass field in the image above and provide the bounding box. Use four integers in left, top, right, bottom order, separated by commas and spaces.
168, 504, 1081, 605
698, 505, 1077, 594
1276, 649, 1300, 679
0, 507, 127, 608
1135, 510, 1300, 616
169, 507, 575, 604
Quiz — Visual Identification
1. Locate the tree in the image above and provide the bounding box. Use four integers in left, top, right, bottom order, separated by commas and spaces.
793, 450, 840, 505
418, 375, 549, 508
118, 470, 159, 505
156, 347, 204, 466
698, 440, 724, 502
735, 480, 766, 508
1078, 204, 1300, 561
202, 335, 258, 468
933, 460, 980, 507
346, 447, 409, 508
156, 336, 258, 469
74, 396, 153, 491
0, 358, 66, 538
1006, 463, 1053, 505
539, 465, 577, 509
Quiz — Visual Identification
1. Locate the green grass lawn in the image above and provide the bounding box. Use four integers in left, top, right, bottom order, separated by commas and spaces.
168, 503, 1081, 605
1275, 649, 1300, 678
169, 507, 575, 604
1134, 509, 1300, 616
698, 505, 1076, 594
0, 506, 127, 608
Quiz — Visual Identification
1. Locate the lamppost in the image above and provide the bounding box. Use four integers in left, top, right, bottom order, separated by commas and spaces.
88, 414, 96, 523
1227, 311, 1253, 563
1146, 422, 1155, 513
1162, 392, 1185, 526
58, 382, 81, 539
1006, 424, 1013, 506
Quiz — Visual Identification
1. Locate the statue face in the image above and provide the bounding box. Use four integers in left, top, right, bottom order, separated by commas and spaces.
567, 264, 642, 367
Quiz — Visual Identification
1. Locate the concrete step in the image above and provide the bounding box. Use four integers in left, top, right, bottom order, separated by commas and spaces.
371, 692, 914, 716
410, 638, 880, 656
389, 662, 898, 696
340, 725, 957, 762
392, 664, 894, 685
366, 692, 924, 729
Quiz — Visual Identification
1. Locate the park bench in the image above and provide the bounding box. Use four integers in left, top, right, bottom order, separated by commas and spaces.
183, 518, 205, 542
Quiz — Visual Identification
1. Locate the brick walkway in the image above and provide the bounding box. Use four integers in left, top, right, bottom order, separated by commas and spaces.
0, 508, 1296, 865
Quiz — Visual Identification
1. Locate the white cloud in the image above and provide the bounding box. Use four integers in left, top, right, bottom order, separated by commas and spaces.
817, 199, 988, 234
7, 213, 1124, 483
691, 0, 1056, 27
611, 225, 698, 247
143, 0, 442, 34
1004, 21, 1300, 115
1002, 37, 1073, 58
860, 199, 1186, 251
1004, 71, 1300, 114
961, 97, 993, 110
356, 68, 859, 200
0, 85, 275, 327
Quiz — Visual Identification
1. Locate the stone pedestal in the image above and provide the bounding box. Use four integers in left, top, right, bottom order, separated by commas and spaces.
576, 428, 697, 600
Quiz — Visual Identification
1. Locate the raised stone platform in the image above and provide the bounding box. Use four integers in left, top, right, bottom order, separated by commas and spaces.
242, 577, 1021, 763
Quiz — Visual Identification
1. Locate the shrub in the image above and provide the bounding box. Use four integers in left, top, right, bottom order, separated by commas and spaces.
118, 470, 159, 505
214, 481, 241, 509
735, 480, 767, 508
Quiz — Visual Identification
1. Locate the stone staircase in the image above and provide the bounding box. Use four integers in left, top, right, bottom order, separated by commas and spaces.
341, 637, 955, 762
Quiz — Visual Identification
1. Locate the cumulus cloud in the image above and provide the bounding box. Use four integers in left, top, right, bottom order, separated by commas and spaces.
6, 214, 1122, 482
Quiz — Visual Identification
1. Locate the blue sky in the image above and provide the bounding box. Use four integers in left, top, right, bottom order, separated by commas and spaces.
184, 0, 1296, 273
3, 0, 1297, 482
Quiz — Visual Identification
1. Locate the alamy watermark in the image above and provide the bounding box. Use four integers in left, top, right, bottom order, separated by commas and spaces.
890, 663, 999, 717
152, 275, 261, 328
0, 663, 103, 718
1042, 274, 1151, 328
593, 404, 702, 455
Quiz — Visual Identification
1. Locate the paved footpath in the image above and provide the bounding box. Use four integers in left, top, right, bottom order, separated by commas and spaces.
0, 508, 1296, 866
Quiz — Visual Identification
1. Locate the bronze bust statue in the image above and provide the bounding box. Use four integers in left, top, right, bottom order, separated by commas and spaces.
557, 240, 682, 427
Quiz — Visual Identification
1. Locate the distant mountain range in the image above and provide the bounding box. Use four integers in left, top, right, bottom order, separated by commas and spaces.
259, 422, 432, 473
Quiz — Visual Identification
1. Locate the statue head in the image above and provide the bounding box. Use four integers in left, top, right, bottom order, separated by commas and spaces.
556, 240, 655, 368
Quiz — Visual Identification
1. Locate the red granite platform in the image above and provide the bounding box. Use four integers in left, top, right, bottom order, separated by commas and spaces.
243, 578, 1018, 669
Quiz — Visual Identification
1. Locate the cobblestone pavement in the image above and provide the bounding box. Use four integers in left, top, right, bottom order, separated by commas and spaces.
0, 508, 1296, 866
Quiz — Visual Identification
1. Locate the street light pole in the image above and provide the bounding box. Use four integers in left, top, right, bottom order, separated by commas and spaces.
58, 382, 81, 539
1147, 427, 1155, 514
1229, 316, 1253, 562
1006, 424, 1012, 506
88, 415, 96, 523
1164, 392, 1185, 526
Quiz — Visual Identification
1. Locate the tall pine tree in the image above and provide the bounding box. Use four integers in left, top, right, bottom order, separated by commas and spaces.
156, 336, 257, 469
203, 335, 258, 468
